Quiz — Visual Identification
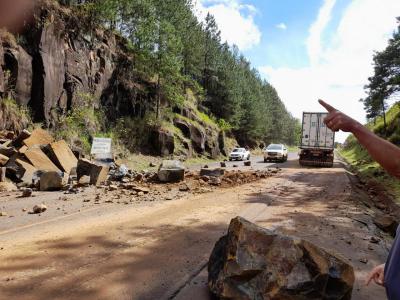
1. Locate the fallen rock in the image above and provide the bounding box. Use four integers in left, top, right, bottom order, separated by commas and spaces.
77, 159, 109, 186
32, 204, 47, 214
45, 140, 78, 173
200, 168, 225, 177
158, 160, 185, 183
40, 171, 67, 191
11, 129, 31, 148
220, 162, 226, 168
23, 128, 53, 147
0, 211, 7, 217
4, 155, 38, 184
0, 154, 9, 166
244, 161, 251, 166
24, 147, 60, 172
0, 167, 5, 182
78, 175, 91, 186
179, 183, 190, 192
208, 176, 221, 186
373, 214, 399, 237
21, 188, 33, 197
208, 217, 355, 300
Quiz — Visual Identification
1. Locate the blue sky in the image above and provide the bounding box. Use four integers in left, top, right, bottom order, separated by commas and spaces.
195, 0, 400, 142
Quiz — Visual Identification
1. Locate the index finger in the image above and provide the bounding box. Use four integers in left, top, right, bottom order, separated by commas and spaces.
319, 99, 337, 113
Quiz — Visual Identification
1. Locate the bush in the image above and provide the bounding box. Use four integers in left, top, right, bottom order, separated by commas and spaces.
0, 97, 31, 132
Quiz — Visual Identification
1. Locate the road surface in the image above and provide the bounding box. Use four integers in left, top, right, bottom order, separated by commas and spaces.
0, 153, 391, 299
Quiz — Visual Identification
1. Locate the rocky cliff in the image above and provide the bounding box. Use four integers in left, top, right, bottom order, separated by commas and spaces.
0, 1, 228, 159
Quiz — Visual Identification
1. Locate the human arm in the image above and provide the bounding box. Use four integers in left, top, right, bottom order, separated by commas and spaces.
365, 264, 385, 286
319, 99, 400, 179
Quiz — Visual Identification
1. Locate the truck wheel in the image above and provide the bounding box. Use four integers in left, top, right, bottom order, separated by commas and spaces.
247, 155, 250, 160
229, 158, 232, 161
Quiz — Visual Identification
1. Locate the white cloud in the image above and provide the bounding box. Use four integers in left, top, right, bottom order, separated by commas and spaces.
307, 0, 336, 66
260, 0, 400, 142
194, 0, 261, 50
276, 23, 287, 30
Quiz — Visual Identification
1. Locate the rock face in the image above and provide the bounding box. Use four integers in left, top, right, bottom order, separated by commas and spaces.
150, 129, 174, 156
174, 118, 206, 154
0, 2, 230, 158
208, 217, 355, 300
3, 46, 33, 106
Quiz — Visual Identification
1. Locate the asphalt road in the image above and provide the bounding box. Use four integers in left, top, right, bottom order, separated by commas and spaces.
190, 151, 299, 171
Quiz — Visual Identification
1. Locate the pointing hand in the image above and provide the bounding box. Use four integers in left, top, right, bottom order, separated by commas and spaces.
318, 99, 360, 132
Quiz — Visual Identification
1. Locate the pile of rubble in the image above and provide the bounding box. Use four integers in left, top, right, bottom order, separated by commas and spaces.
0, 128, 112, 192
0, 129, 280, 204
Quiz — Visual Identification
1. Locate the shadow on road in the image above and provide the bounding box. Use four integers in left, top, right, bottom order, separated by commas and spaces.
0, 221, 226, 300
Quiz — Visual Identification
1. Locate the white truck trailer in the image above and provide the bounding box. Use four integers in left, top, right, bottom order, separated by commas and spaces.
299, 112, 335, 167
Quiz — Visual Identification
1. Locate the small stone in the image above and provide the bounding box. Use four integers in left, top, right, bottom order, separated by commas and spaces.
233, 164, 238, 168
149, 162, 156, 167
108, 184, 118, 191
359, 258, 368, 264
370, 236, 380, 244
220, 162, 227, 168
0, 212, 8, 217
83, 199, 90, 203
32, 204, 47, 214
179, 183, 190, 192
209, 177, 222, 186
203, 165, 209, 169
138, 192, 145, 196
21, 188, 33, 198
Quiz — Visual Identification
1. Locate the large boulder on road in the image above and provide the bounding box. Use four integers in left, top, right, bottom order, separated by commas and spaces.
77, 159, 109, 186
208, 217, 355, 300
158, 160, 185, 183
39, 171, 67, 191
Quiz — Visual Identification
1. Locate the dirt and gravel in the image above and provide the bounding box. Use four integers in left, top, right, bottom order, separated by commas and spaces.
0, 154, 394, 300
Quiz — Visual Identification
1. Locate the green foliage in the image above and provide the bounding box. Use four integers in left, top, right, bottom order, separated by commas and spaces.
55, 93, 104, 152
60, 0, 300, 147
341, 101, 400, 201
0, 97, 32, 132
362, 17, 400, 124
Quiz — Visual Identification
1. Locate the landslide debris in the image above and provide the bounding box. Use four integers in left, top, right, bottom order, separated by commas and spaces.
208, 217, 355, 300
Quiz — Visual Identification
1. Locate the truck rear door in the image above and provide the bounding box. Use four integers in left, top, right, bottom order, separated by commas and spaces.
301, 112, 335, 149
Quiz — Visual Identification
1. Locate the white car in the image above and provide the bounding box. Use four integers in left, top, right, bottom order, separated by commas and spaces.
229, 148, 250, 161
264, 144, 288, 163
